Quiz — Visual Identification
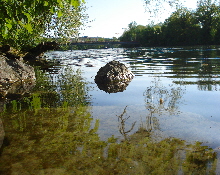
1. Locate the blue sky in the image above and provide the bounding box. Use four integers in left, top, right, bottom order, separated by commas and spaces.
80, 0, 197, 38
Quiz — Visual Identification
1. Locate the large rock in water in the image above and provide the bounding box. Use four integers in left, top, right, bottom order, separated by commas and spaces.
0, 55, 36, 98
95, 60, 134, 93
95, 60, 134, 82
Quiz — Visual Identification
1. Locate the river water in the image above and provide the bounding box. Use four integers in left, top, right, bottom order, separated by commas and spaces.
45, 45, 220, 148
1, 45, 220, 174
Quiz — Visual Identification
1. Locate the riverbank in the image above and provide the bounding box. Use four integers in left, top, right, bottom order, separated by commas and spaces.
0, 42, 60, 99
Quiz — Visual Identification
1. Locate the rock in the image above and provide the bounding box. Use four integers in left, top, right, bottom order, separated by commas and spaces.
0, 55, 36, 98
95, 60, 134, 93
95, 60, 134, 83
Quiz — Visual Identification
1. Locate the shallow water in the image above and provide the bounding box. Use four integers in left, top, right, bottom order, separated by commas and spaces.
45, 46, 220, 148
1, 46, 220, 174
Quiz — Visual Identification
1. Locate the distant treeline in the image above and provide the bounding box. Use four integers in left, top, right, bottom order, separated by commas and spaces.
119, 2, 220, 46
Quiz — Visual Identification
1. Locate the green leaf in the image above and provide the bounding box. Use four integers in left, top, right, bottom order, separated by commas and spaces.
57, 0, 63, 7
2, 27, 8, 38
24, 12, 32, 23
71, 0, 80, 7
6, 23, 12, 30
25, 23, 33, 33
0, 0, 87, 50
93, 119, 100, 132
58, 10, 63, 17
50, 7, 55, 13
44, 1, 49, 6
108, 135, 117, 143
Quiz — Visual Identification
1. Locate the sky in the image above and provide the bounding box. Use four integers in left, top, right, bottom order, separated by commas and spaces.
79, 0, 198, 38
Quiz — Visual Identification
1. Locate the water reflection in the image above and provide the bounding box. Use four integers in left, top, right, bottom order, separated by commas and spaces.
44, 46, 220, 91
127, 46, 220, 91
117, 106, 136, 140
0, 104, 101, 174
95, 80, 132, 93
144, 78, 185, 115
142, 78, 185, 133
0, 46, 220, 174
0, 96, 217, 174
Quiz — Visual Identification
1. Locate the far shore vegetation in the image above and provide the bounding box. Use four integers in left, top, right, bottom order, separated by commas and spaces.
120, 1, 220, 46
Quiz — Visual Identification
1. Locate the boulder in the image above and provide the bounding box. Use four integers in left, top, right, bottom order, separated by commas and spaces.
0, 55, 36, 98
95, 60, 134, 93
95, 60, 134, 83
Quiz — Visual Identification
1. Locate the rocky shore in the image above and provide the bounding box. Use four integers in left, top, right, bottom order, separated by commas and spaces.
0, 56, 35, 98
0, 42, 58, 98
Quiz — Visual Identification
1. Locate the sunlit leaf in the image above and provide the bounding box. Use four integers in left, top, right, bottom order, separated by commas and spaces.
71, 0, 80, 7
6, 23, 12, 30
50, 6, 55, 13
25, 23, 33, 33
58, 10, 63, 17
3, 27, 8, 38
23, 12, 32, 23
44, 1, 49, 6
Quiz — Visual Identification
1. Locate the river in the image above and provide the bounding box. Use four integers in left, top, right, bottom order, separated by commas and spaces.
0, 45, 220, 174
44, 45, 220, 147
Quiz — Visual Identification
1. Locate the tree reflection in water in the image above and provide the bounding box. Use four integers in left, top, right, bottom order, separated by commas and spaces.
143, 78, 185, 132
116, 104, 217, 174
0, 69, 217, 174
117, 106, 136, 140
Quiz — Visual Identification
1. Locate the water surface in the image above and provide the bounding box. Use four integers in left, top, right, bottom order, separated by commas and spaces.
44, 45, 220, 147
1, 45, 220, 174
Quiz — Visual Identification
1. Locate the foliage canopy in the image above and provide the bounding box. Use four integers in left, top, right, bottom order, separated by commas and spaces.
0, 0, 87, 50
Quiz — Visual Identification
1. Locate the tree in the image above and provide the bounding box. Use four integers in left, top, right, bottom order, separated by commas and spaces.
127, 21, 138, 41
162, 8, 200, 45
120, 22, 136, 42
214, 17, 220, 44
141, 24, 162, 46
119, 0, 220, 46
0, 0, 87, 50
135, 25, 147, 44
120, 22, 146, 42
144, 0, 180, 16
195, 0, 220, 44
